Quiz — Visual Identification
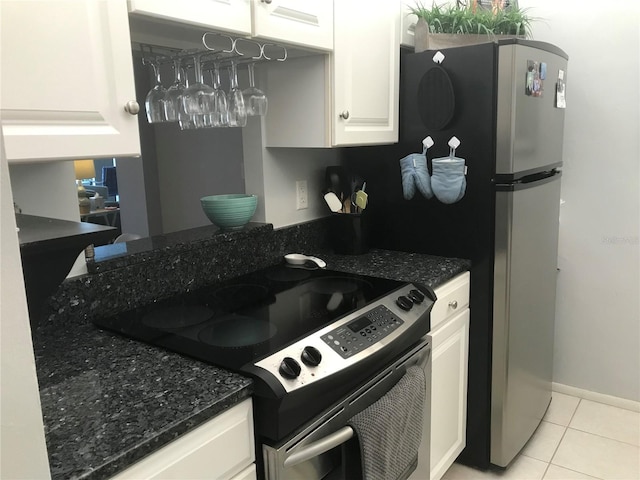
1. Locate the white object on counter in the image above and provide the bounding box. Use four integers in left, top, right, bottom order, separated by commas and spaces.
284, 254, 326, 269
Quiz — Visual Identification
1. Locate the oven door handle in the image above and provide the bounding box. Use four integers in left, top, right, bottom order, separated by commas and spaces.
283, 426, 355, 468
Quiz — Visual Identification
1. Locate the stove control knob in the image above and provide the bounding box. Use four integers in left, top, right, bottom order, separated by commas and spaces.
408, 289, 425, 304
301, 346, 322, 366
279, 357, 301, 379
396, 296, 413, 311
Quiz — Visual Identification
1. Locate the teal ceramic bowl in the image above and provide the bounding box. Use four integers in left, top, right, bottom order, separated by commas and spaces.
200, 194, 258, 230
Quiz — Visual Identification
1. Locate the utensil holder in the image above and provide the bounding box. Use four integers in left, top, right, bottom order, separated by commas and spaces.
331, 213, 369, 255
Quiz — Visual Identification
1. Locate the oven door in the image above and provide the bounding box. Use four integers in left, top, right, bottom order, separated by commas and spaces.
262, 337, 431, 480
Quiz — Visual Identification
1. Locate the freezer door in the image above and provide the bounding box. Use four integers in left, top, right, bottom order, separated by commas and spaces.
491, 173, 561, 467
496, 43, 568, 176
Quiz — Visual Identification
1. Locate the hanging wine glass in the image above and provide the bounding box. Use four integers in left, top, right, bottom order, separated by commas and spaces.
181, 53, 215, 116
164, 57, 185, 123
179, 66, 202, 130
211, 63, 229, 127
144, 58, 168, 123
227, 61, 247, 127
242, 63, 267, 116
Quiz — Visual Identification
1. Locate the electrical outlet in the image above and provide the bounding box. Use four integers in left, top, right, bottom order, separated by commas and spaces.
296, 180, 308, 210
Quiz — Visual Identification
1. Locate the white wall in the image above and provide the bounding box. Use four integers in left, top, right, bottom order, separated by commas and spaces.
153, 123, 246, 233
1, 140, 51, 478
521, 0, 640, 401
9, 161, 89, 277
117, 156, 150, 238
243, 115, 340, 228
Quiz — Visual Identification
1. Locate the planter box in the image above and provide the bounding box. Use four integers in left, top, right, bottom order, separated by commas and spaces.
414, 18, 524, 52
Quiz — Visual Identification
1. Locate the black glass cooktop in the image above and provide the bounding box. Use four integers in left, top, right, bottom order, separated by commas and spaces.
95, 264, 407, 371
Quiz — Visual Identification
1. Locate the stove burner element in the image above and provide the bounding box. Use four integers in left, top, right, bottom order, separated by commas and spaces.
309, 276, 372, 295
265, 268, 312, 283
141, 305, 214, 330
210, 284, 270, 309
198, 314, 278, 348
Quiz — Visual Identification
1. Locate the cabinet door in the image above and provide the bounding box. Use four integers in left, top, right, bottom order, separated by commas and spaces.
430, 309, 469, 480
128, 0, 251, 35
230, 464, 257, 480
252, 0, 333, 51
333, 1, 400, 146
0, 0, 140, 163
112, 399, 255, 480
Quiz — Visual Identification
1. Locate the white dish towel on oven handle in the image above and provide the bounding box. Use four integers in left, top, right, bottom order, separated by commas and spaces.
348, 365, 426, 480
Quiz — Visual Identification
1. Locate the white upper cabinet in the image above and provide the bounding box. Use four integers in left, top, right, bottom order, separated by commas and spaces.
128, 0, 252, 36
252, 0, 333, 51
332, 1, 400, 146
1, 0, 141, 163
128, 0, 332, 52
264, 0, 400, 147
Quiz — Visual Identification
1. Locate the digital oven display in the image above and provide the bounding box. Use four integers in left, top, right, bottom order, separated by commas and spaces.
348, 316, 372, 333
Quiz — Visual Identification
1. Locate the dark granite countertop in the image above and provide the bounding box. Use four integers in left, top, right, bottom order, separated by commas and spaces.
34, 316, 253, 480
316, 249, 471, 289
36, 232, 469, 479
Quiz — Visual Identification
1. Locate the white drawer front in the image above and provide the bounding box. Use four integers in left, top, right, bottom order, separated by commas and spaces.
112, 399, 254, 480
231, 464, 257, 480
431, 272, 470, 330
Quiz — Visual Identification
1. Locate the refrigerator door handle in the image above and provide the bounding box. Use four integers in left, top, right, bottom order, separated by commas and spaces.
495, 170, 562, 191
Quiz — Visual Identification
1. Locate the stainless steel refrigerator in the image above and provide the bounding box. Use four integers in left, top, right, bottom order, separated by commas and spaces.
343, 39, 568, 469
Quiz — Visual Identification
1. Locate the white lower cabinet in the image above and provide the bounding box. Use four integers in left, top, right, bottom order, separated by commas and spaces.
111, 399, 255, 480
230, 464, 257, 480
410, 272, 470, 480
429, 308, 469, 480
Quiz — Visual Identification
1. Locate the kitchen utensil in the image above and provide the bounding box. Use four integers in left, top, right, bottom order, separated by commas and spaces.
325, 166, 348, 200
354, 189, 368, 211
324, 191, 343, 212
284, 253, 326, 269
350, 181, 367, 213
349, 174, 364, 197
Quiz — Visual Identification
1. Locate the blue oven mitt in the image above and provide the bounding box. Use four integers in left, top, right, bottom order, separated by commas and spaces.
431, 157, 467, 204
399, 152, 433, 200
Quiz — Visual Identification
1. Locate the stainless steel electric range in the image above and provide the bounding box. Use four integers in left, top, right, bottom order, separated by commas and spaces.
95, 263, 436, 479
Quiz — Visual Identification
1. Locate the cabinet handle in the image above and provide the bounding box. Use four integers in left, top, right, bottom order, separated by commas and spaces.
339, 110, 350, 120
261, 0, 272, 3
124, 100, 140, 115
448, 300, 458, 309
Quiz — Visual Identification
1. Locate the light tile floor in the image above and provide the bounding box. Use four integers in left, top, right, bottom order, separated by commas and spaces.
442, 392, 640, 480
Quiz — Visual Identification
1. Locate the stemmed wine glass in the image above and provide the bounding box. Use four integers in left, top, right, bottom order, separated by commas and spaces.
242, 63, 267, 116
181, 53, 215, 116
164, 57, 184, 123
178, 66, 204, 130
227, 61, 247, 127
211, 63, 229, 127
144, 58, 168, 123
